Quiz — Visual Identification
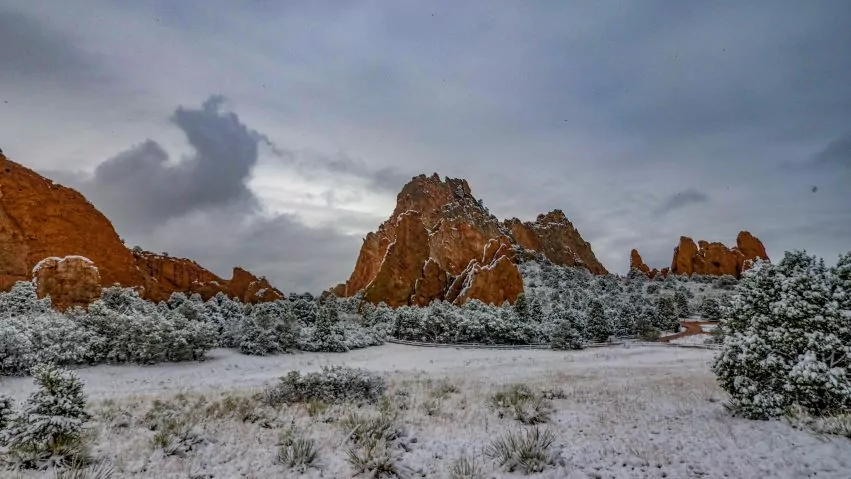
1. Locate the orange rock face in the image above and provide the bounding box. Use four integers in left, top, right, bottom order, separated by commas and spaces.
0, 155, 283, 306
630, 249, 650, 274
32, 256, 102, 310
504, 211, 608, 275
632, 231, 768, 279
341, 173, 607, 307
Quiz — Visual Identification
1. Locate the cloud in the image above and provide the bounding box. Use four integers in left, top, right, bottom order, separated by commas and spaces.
0, 8, 100, 84
69, 96, 262, 231
813, 131, 851, 170
653, 189, 710, 216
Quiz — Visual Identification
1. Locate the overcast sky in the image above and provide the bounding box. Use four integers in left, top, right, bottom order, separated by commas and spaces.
2, 1, 849, 293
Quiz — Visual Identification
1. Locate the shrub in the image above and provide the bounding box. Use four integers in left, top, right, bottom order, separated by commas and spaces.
490, 384, 553, 425
2, 363, 92, 468
713, 252, 851, 419
485, 427, 563, 474
449, 454, 484, 479
339, 410, 404, 446
344, 439, 401, 477
277, 425, 320, 472
263, 366, 387, 406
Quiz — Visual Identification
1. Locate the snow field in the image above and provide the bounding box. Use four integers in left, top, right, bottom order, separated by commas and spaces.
4, 344, 851, 478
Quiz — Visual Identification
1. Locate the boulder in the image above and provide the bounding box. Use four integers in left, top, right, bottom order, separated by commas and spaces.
32, 256, 102, 310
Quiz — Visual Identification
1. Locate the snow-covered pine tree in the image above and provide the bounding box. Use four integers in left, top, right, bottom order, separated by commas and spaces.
0, 395, 13, 431
549, 306, 584, 350
712, 251, 851, 419
586, 299, 611, 343
654, 296, 679, 332
700, 297, 722, 321
2, 363, 90, 464
513, 293, 529, 322
833, 252, 851, 315
674, 289, 691, 317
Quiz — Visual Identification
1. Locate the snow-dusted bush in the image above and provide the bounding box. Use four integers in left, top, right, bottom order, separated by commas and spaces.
1, 363, 91, 468
263, 366, 387, 406
238, 301, 298, 355
485, 426, 563, 474
713, 251, 851, 419
83, 291, 216, 364
0, 282, 52, 317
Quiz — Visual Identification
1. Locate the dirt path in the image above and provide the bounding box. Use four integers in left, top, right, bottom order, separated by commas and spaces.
659, 321, 712, 342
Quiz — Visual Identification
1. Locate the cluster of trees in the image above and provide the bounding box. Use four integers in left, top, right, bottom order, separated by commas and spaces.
0, 258, 737, 376
0, 283, 381, 376
376, 261, 734, 348
713, 251, 851, 419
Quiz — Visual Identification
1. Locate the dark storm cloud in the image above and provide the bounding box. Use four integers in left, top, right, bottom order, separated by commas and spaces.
76, 96, 262, 230
0, 8, 99, 83
653, 190, 710, 216
5, 0, 851, 286
813, 131, 851, 170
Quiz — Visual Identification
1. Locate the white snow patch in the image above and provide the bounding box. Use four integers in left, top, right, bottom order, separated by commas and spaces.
6, 345, 851, 478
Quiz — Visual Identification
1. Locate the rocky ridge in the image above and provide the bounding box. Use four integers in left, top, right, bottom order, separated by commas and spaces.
0, 155, 282, 308
630, 231, 769, 279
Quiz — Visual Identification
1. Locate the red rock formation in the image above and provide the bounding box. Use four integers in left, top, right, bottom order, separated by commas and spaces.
362, 211, 433, 308
630, 249, 650, 274
340, 173, 606, 306
0, 155, 283, 306
631, 231, 768, 279
504, 211, 608, 275
32, 256, 102, 310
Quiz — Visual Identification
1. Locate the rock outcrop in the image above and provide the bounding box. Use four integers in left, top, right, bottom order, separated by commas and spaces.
0, 155, 283, 307
337, 173, 607, 307
32, 256, 102, 310
504, 211, 608, 275
630, 231, 768, 279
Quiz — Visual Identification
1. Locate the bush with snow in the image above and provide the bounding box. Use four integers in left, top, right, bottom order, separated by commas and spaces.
263, 366, 387, 406
713, 251, 851, 419
1, 363, 92, 468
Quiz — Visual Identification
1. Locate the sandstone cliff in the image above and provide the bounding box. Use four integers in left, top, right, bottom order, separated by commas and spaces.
630, 231, 768, 279
0, 155, 282, 307
336, 173, 607, 306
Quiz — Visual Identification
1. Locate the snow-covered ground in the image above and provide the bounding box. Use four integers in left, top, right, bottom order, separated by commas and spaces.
668, 334, 711, 346
4, 344, 850, 478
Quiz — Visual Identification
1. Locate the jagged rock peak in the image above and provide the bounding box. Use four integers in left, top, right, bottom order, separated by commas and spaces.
336, 173, 609, 306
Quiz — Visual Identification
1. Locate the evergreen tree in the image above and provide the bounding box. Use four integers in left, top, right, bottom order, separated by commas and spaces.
654, 296, 679, 332
833, 252, 851, 314
2, 363, 90, 463
513, 293, 529, 322
0, 395, 13, 431
528, 294, 544, 321
700, 297, 722, 321
712, 252, 851, 419
674, 290, 690, 317
586, 299, 611, 343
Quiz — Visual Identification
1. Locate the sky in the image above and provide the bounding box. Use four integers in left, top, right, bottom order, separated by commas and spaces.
1, 1, 849, 293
